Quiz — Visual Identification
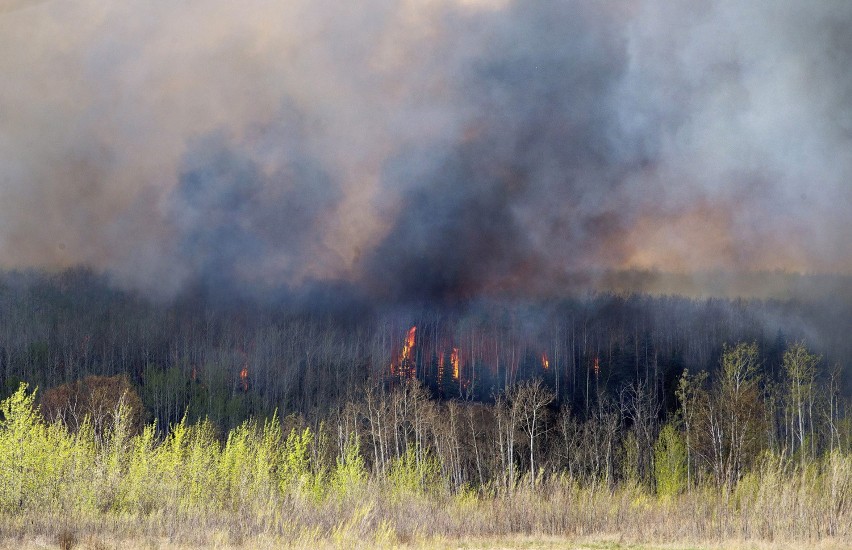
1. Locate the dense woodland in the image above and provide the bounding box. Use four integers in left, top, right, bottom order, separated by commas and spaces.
1, 268, 851, 473
1, 268, 850, 418
2, 268, 852, 545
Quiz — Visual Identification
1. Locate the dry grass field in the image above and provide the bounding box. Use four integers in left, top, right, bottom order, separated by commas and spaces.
2, 535, 852, 550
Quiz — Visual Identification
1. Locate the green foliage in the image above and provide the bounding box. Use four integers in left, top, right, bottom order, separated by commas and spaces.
0, 383, 66, 511
783, 342, 821, 461
218, 415, 281, 508
178, 419, 220, 509
330, 433, 366, 498
280, 426, 312, 495
387, 445, 442, 498
117, 422, 159, 513
721, 341, 762, 389
94, 399, 136, 511
654, 422, 687, 499
783, 342, 820, 387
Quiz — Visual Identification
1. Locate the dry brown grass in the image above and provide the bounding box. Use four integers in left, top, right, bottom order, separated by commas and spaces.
2, 536, 852, 550
1, 476, 850, 550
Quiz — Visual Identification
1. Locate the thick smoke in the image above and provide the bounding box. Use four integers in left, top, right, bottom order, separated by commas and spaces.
1, 0, 851, 301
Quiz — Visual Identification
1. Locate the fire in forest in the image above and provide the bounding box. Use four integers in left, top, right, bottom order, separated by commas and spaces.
383, 323, 616, 398
390, 326, 418, 380
451, 347, 460, 380
240, 363, 249, 392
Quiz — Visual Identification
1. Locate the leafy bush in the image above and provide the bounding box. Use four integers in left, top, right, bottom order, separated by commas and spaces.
654, 422, 687, 499
388, 445, 442, 499
330, 433, 366, 499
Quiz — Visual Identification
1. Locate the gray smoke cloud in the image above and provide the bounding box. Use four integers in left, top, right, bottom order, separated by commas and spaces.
1, 0, 851, 301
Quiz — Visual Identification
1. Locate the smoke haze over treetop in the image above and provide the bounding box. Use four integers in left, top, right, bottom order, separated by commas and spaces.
1, 0, 851, 301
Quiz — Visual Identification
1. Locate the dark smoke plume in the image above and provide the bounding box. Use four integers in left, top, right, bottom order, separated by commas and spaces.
2, 0, 852, 302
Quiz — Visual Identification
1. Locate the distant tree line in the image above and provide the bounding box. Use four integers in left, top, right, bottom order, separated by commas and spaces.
0, 268, 849, 443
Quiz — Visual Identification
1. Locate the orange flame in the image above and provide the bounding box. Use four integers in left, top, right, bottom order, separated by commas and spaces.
593, 356, 600, 378
390, 326, 417, 380
451, 347, 459, 380
541, 352, 550, 371
239, 364, 249, 391
402, 326, 416, 363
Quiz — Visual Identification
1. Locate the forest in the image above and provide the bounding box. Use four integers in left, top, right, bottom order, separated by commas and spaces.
1, 268, 852, 547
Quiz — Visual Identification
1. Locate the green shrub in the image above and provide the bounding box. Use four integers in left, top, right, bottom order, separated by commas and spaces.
388, 445, 442, 499
330, 433, 366, 499
654, 422, 687, 499
280, 426, 312, 496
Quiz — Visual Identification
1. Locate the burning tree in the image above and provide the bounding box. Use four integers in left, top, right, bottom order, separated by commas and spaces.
390, 326, 417, 382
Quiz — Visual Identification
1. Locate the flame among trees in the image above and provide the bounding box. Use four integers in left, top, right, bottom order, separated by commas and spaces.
390, 326, 418, 381
388, 325, 558, 398
239, 363, 250, 392
451, 347, 460, 381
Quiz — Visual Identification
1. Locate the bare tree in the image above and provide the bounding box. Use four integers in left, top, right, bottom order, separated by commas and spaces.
783, 342, 820, 463
676, 369, 707, 491
620, 380, 661, 486
509, 379, 555, 485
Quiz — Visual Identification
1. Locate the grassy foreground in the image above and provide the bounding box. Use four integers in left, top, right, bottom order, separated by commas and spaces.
1, 537, 851, 550
1, 384, 851, 549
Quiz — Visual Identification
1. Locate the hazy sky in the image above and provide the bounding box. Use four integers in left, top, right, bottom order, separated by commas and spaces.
1, 0, 851, 300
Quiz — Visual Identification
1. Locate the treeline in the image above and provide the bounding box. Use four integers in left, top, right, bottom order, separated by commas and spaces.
22, 341, 852, 493
297, 341, 850, 491
1, 268, 850, 435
